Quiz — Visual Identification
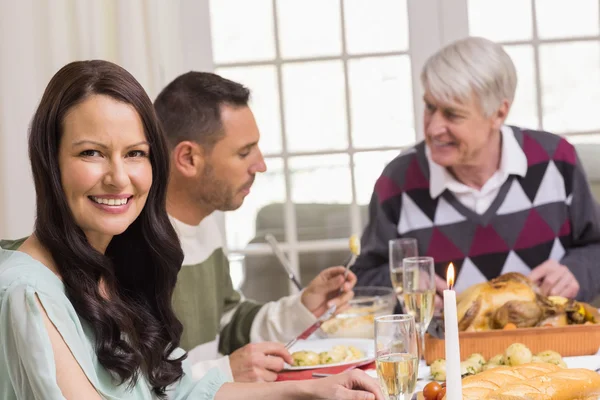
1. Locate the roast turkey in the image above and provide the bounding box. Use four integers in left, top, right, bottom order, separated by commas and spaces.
454, 272, 597, 331
456, 273, 539, 331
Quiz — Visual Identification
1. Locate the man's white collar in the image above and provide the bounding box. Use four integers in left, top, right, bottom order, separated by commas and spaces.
427, 126, 528, 199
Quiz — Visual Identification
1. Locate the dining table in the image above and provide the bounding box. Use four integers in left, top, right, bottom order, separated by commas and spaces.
276, 339, 600, 399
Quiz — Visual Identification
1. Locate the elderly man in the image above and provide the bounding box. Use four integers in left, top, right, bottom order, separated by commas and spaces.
353, 36, 600, 309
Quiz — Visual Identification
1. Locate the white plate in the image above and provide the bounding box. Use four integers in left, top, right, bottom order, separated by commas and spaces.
284, 338, 374, 371
565, 354, 600, 371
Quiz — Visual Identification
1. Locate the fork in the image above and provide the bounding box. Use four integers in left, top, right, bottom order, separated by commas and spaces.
311, 357, 375, 378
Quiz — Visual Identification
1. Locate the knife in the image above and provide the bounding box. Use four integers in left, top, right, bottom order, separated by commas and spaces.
285, 304, 337, 350
265, 234, 303, 291
311, 357, 376, 378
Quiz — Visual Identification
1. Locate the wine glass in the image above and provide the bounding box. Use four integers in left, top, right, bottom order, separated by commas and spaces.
388, 238, 418, 309
402, 256, 435, 362
375, 314, 419, 400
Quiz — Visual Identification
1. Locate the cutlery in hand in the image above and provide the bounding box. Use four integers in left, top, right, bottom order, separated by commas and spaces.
265, 233, 303, 291
285, 304, 337, 350
338, 235, 360, 294
311, 357, 376, 378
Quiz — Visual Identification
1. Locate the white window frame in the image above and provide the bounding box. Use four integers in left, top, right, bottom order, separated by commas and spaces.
178, 0, 470, 293
465, 0, 600, 138
178, 0, 600, 293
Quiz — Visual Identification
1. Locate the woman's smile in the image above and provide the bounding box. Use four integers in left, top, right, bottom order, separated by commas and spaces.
88, 194, 134, 214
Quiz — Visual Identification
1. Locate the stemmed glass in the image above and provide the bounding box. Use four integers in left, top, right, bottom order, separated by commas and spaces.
402, 256, 435, 361
388, 238, 419, 310
375, 314, 419, 400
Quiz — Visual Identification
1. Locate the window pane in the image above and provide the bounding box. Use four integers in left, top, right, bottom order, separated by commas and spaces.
536, 0, 599, 39
282, 61, 348, 152
503, 45, 539, 129
209, 0, 275, 63
289, 154, 352, 240
225, 158, 285, 250
468, 0, 532, 42
276, 0, 342, 59
354, 150, 401, 205
216, 66, 282, 154
539, 42, 600, 133
348, 55, 414, 148
343, 0, 409, 54
567, 137, 600, 183
566, 134, 600, 144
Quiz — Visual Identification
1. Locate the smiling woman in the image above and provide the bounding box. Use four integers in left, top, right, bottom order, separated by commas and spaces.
0, 60, 221, 399
58, 94, 153, 252
0, 60, 384, 400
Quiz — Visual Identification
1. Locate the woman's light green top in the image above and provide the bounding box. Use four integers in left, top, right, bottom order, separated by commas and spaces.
0, 248, 228, 399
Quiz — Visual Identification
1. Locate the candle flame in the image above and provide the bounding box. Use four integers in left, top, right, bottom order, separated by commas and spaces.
447, 263, 455, 289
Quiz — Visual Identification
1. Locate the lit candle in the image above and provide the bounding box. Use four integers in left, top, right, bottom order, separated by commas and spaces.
444, 263, 463, 400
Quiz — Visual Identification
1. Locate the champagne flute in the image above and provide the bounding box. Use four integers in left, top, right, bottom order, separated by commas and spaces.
388, 238, 418, 309
402, 256, 435, 361
375, 314, 419, 400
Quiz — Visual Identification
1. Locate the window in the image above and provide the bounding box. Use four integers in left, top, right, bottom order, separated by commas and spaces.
187, 0, 600, 294
208, 0, 421, 291
468, 0, 600, 141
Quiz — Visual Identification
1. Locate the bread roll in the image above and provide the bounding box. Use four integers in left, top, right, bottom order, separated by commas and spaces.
488, 368, 600, 399
457, 363, 561, 400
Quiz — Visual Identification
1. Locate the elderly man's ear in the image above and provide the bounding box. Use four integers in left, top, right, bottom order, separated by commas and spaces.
492, 99, 511, 130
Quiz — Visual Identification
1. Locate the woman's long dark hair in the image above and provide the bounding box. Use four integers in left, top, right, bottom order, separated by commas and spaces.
28, 60, 185, 396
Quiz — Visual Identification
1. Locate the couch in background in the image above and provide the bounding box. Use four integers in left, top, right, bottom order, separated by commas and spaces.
240, 204, 368, 303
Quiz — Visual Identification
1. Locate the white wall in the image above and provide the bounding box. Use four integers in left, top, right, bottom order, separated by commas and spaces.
0, 0, 42, 239
0, 0, 216, 240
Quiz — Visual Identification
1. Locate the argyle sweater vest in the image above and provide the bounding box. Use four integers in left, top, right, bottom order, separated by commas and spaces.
354, 127, 600, 299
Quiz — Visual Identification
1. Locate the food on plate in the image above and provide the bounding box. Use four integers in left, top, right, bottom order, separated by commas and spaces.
483, 354, 505, 371
538, 313, 569, 327
487, 353, 505, 365
534, 350, 563, 365
423, 363, 561, 400
466, 353, 485, 368
531, 350, 567, 368
318, 287, 396, 338
504, 343, 532, 366
502, 322, 517, 330
290, 345, 365, 367
486, 368, 600, 400
436, 387, 446, 400
422, 363, 600, 400
422, 381, 443, 400
581, 302, 600, 323
430, 359, 446, 381
429, 343, 565, 381
290, 350, 320, 367
460, 353, 486, 376
492, 300, 542, 328
455, 272, 600, 331
319, 311, 376, 338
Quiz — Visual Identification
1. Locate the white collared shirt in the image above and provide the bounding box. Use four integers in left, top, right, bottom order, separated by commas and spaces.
427, 126, 528, 215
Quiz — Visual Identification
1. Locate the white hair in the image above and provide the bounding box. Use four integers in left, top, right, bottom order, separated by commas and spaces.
420, 36, 517, 117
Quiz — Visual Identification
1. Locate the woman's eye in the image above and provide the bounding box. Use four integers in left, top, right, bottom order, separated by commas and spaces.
127, 150, 148, 158
80, 150, 101, 157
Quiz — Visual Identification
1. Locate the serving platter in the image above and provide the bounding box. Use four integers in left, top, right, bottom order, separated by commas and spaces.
424, 324, 600, 364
